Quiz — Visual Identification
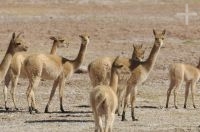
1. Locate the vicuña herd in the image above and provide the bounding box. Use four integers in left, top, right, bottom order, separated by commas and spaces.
0, 30, 199, 132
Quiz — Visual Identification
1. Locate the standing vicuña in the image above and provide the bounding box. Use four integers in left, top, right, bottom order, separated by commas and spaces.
122, 29, 166, 121
90, 56, 123, 132
166, 59, 200, 109
88, 44, 145, 115
4, 36, 69, 111
24, 35, 89, 114
0, 32, 28, 83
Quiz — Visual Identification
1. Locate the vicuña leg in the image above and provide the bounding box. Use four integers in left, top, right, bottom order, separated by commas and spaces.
117, 88, 124, 116
94, 111, 103, 132
191, 81, 197, 108
26, 83, 32, 114
166, 81, 175, 108
11, 75, 19, 110
174, 80, 182, 109
105, 113, 111, 132
93, 111, 98, 132
93, 110, 102, 132
122, 85, 132, 121
27, 76, 40, 114
45, 77, 59, 113
4, 71, 11, 110
3, 74, 10, 110
59, 75, 66, 112
130, 87, 138, 121
31, 76, 40, 113
184, 82, 190, 108
109, 113, 115, 132
30, 89, 39, 113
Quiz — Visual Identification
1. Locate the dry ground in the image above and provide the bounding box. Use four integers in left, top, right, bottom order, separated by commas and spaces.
0, 0, 200, 131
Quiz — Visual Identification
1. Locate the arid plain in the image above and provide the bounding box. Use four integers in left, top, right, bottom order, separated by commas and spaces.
0, 0, 200, 131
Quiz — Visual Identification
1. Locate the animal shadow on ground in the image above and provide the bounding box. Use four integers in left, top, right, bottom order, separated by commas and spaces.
25, 119, 93, 123
0, 107, 26, 113
50, 110, 92, 114
49, 109, 93, 118
0, 106, 4, 109
135, 105, 162, 109
58, 113, 92, 118
49, 104, 92, 114
76, 105, 90, 108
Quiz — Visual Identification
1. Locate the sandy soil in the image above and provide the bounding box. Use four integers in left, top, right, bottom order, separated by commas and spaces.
0, 0, 200, 131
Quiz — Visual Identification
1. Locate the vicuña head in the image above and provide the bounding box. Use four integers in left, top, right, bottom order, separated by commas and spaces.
49, 36, 69, 48
10, 32, 28, 54
79, 34, 90, 45
132, 44, 145, 61
153, 29, 165, 47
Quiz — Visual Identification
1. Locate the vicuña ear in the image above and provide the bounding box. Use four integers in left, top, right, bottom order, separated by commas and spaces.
114, 56, 120, 62
16, 32, 23, 38
162, 29, 166, 35
153, 29, 156, 36
59, 39, 65, 42
49, 36, 57, 41
116, 64, 123, 68
139, 44, 143, 48
113, 56, 124, 69
79, 35, 83, 38
113, 56, 120, 66
132, 44, 135, 49
57, 36, 65, 42
12, 32, 16, 40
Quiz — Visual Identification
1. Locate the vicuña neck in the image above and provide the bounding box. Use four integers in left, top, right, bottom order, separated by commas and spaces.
144, 44, 161, 71
196, 62, 200, 69
130, 59, 141, 70
109, 69, 118, 93
50, 41, 58, 55
72, 43, 87, 70
0, 44, 14, 81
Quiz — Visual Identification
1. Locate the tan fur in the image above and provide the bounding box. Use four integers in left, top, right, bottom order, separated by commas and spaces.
88, 45, 144, 87
0, 33, 28, 109
90, 57, 122, 132
121, 29, 166, 121
0, 32, 28, 82
88, 44, 145, 115
0, 32, 28, 79
166, 59, 200, 109
3, 36, 69, 110
24, 35, 89, 114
